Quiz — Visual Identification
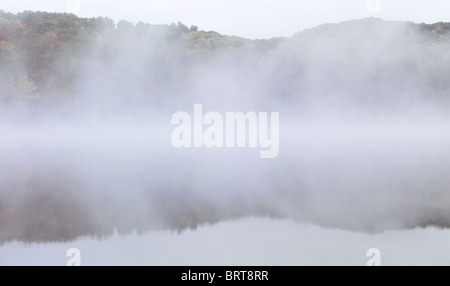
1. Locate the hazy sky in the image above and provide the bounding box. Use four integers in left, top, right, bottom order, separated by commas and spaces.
1, 0, 449, 39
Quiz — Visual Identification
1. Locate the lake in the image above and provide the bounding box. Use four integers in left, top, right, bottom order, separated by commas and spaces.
2, 118, 450, 265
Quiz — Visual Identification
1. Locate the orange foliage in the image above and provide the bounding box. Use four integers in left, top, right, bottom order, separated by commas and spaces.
16, 20, 24, 29
0, 40, 14, 50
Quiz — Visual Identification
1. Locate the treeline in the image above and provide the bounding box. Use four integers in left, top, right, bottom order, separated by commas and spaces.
0, 11, 277, 111
0, 11, 449, 115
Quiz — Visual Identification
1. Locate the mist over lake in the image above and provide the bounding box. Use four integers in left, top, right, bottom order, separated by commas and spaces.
0, 10, 450, 265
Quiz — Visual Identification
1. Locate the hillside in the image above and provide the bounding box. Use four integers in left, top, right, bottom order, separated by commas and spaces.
0, 11, 449, 116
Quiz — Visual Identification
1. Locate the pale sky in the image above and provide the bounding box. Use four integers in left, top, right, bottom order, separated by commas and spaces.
0, 0, 449, 38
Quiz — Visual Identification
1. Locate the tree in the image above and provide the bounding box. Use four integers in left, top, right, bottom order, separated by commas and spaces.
117, 19, 134, 32
8, 74, 39, 107
177, 22, 189, 33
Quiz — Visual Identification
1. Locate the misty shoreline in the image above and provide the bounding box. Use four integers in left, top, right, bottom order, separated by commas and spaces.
0, 12, 450, 243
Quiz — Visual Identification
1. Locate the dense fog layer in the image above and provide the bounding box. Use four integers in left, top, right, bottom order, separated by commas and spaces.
0, 14, 449, 243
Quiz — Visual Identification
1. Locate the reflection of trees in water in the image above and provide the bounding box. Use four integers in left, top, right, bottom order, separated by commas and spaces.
0, 166, 280, 244
2, 166, 450, 245
2, 146, 450, 244
2, 154, 450, 245
0, 169, 95, 244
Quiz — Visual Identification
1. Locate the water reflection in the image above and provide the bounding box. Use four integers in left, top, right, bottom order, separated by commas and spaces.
0, 160, 279, 244
0, 163, 448, 245
1, 218, 450, 266
2, 120, 450, 244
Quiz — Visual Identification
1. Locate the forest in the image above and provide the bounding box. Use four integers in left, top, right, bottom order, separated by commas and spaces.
0, 11, 449, 117
0, 11, 280, 115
